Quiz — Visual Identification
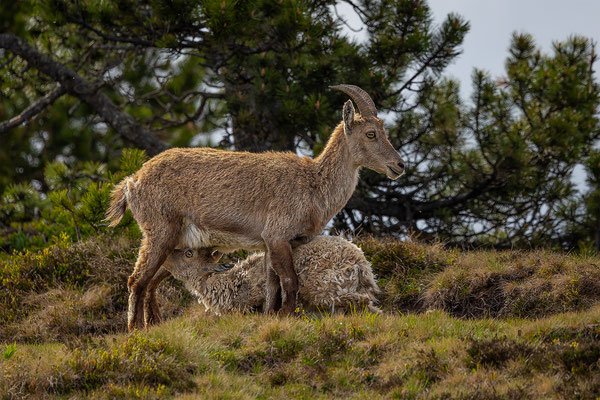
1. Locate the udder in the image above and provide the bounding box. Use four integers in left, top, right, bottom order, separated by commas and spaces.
178, 221, 265, 253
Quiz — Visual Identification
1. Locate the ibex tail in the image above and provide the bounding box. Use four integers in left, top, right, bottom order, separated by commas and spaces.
106, 177, 132, 227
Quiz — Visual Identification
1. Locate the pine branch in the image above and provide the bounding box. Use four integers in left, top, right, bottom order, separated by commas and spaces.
0, 33, 168, 156
0, 86, 66, 133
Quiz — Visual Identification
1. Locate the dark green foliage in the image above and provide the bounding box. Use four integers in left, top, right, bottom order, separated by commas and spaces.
345, 33, 599, 248
563, 149, 600, 251
0, 148, 144, 252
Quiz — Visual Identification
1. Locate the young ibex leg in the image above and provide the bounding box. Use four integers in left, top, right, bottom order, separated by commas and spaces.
264, 238, 298, 315
143, 267, 172, 326
127, 226, 179, 330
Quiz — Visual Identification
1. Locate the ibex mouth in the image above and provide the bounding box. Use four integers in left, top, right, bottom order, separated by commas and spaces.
214, 263, 235, 273
387, 166, 403, 179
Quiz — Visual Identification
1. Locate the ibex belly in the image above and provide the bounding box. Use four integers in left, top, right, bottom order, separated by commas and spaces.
179, 221, 265, 252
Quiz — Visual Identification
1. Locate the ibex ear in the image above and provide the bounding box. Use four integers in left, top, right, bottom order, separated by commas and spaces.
210, 249, 223, 262
342, 100, 355, 135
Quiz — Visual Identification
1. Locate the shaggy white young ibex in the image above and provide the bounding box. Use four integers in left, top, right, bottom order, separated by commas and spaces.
106, 84, 404, 330
147, 236, 381, 317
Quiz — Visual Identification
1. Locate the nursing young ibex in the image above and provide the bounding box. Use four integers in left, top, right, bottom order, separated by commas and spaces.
106, 85, 404, 330
151, 236, 381, 317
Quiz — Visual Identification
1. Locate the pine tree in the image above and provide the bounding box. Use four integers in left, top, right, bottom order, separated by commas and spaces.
1, 1, 598, 249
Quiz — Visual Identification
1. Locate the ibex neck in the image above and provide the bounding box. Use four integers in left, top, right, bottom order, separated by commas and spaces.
314, 123, 359, 220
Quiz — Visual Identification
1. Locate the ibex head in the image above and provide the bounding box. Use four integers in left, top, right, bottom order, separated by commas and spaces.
331, 85, 405, 180
163, 247, 231, 281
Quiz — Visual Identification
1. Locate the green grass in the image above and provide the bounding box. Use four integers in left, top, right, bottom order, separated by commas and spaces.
2, 235, 600, 398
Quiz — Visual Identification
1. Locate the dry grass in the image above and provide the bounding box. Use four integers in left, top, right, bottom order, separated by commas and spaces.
0, 233, 194, 343
356, 236, 457, 311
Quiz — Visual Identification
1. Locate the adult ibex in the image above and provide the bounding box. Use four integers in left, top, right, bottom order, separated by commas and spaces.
106, 85, 404, 330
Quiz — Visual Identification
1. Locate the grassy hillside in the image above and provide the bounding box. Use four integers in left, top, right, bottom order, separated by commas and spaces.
2, 235, 600, 399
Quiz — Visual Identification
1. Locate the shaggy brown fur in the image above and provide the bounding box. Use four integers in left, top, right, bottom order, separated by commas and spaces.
107, 86, 404, 330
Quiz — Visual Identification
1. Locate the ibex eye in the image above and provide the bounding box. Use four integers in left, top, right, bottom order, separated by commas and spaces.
366, 131, 376, 139
184, 250, 193, 258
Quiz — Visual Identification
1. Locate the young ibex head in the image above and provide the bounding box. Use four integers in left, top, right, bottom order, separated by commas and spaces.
331, 84, 405, 180
163, 247, 229, 282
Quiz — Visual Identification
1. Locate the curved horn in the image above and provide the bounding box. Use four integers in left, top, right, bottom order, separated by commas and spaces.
330, 84, 377, 118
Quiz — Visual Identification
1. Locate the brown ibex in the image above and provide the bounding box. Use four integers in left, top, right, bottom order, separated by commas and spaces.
106, 85, 404, 330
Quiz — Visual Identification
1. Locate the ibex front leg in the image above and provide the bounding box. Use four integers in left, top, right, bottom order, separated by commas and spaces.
265, 266, 282, 312
263, 238, 298, 315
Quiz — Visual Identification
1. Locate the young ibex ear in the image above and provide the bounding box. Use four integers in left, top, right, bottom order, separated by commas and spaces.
210, 249, 223, 263
342, 100, 355, 135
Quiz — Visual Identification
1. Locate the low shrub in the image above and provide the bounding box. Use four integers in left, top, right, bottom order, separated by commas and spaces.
49, 333, 197, 395
357, 237, 457, 310
0, 233, 193, 343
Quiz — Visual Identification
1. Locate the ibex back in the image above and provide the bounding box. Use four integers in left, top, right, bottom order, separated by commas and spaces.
106, 85, 405, 330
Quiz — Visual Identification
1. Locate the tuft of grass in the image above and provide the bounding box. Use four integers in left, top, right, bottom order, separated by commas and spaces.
48, 332, 197, 395
2, 343, 16, 360
466, 336, 534, 369
424, 249, 600, 318
2, 307, 600, 399
4, 233, 600, 346
3, 234, 600, 398
1, 332, 196, 398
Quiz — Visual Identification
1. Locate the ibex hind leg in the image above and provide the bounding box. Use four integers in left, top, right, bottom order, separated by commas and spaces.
128, 222, 180, 330
143, 267, 172, 326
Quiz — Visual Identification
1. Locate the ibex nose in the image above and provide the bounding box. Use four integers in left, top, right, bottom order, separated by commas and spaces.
397, 161, 405, 170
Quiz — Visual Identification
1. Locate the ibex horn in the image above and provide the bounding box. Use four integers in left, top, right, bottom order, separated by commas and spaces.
330, 84, 377, 118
